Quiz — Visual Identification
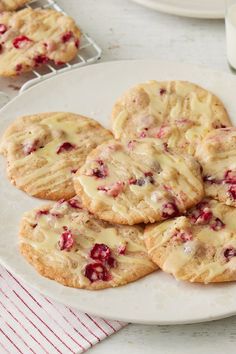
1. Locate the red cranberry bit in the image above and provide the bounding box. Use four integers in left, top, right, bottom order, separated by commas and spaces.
85, 263, 110, 282
36, 210, 49, 219
228, 185, 236, 200
107, 256, 116, 267
224, 247, 236, 262
55, 61, 65, 66
13, 35, 31, 49
90, 243, 111, 262
128, 177, 137, 185
0, 44, 2, 54
224, 170, 236, 184
195, 208, 212, 225
75, 38, 80, 48
90, 160, 108, 179
211, 217, 225, 231
67, 198, 82, 209
71, 168, 78, 174
156, 126, 166, 139
173, 231, 193, 243
34, 54, 48, 66
59, 230, 74, 251
139, 131, 147, 138
23, 140, 39, 155
62, 31, 73, 43
56, 142, 76, 154
15, 63, 23, 72
161, 202, 179, 218
118, 244, 126, 255
97, 181, 125, 197
0, 24, 7, 35
159, 88, 166, 95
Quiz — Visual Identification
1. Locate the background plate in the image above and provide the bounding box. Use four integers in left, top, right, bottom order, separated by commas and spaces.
0, 60, 236, 325
132, 0, 225, 19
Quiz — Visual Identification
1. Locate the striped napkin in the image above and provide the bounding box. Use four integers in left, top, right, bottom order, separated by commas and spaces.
0, 265, 126, 354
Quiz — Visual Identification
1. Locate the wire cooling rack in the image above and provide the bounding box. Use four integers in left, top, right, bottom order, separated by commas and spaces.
0, 0, 102, 98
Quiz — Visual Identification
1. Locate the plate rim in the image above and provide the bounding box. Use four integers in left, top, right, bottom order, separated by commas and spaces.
132, 0, 224, 19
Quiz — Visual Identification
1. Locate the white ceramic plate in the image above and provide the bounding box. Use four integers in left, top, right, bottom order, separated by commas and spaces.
132, 0, 225, 19
1, 60, 236, 325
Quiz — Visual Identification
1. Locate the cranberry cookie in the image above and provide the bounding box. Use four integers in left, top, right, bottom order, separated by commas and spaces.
0, 8, 81, 76
74, 139, 204, 225
0, 112, 113, 200
145, 198, 236, 283
196, 127, 236, 207
112, 81, 231, 155
20, 197, 157, 290
0, 0, 30, 11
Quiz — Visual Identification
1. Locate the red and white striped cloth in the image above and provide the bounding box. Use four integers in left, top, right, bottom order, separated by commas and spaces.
0, 265, 126, 354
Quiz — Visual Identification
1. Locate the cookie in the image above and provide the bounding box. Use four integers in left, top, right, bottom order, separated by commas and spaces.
74, 139, 204, 225
196, 128, 236, 207
0, 8, 81, 76
111, 81, 231, 155
0, 0, 30, 11
0, 112, 113, 200
19, 197, 157, 290
145, 198, 236, 283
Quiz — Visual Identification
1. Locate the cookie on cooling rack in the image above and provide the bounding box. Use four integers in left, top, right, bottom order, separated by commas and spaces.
20, 197, 157, 290
196, 127, 236, 207
0, 0, 30, 11
0, 8, 81, 76
111, 81, 231, 155
74, 139, 204, 225
0, 112, 113, 200
145, 198, 236, 283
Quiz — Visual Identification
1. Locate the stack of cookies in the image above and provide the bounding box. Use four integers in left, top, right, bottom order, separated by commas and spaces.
0, 1, 81, 76
1, 80, 236, 290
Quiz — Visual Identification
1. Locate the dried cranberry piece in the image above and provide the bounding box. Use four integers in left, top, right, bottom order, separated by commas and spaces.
224, 247, 236, 262
90, 160, 108, 179
23, 140, 39, 155
97, 181, 124, 197
55, 61, 65, 66
15, 63, 23, 72
139, 131, 147, 138
75, 38, 80, 48
67, 199, 82, 209
90, 243, 111, 262
159, 88, 166, 95
195, 208, 212, 225
161, 202, 179, 218
0, 24, 7, 35
13, 35, 31, 49
71, 168, 78, 174
224, 170, 236, 184
210, 217, 225, 231
56, 142, 76, 154
107, 256, 116, 268
85, 263, 110, 282
173, 231, 193, 243
118, 244, 126, 255
59, 230, 74, 251
34, 54, 48, 66
62, 31, 73, 43
128, 177, 137, 185
228, 185, 236, 200
36, 210, 49, 219
163, 142, 168, 152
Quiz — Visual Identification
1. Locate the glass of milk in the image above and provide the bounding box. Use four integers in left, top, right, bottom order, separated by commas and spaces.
226, 0, 236, 71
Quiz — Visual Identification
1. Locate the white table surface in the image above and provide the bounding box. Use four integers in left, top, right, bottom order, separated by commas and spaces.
2, 0, 236, 353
